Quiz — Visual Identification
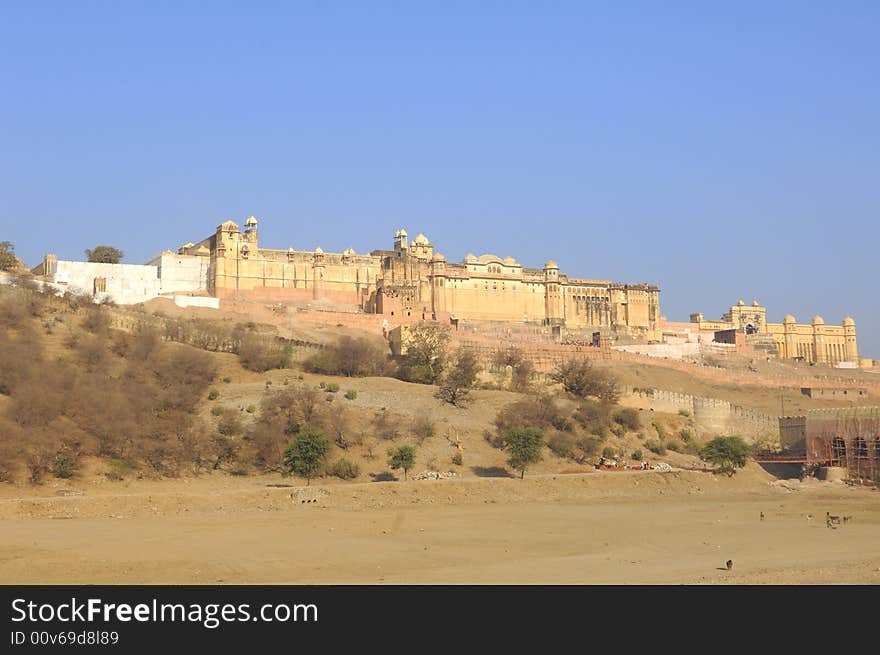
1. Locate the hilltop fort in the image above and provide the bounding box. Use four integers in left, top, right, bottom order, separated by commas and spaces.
28, 215, 865, 367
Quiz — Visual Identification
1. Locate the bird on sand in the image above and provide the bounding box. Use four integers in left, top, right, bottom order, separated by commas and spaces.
726, 559, 733, 570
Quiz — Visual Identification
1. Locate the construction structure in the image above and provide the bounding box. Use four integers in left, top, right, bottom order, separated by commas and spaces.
775, 408, 880, 485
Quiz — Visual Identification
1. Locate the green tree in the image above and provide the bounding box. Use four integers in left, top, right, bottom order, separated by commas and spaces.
505, 427, 544, 479
398, 322, 450, 384
283, 427, 332, 485
84, 245, 124, 264
701, 435, 751, 476
0, 241, 18, 271
550, 360, 620, 404
435, 346, 481, 406
387, 444, 416, 480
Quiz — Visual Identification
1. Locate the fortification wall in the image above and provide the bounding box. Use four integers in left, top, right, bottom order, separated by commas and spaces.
626, 387, 778, 439
53, 260, 162, 304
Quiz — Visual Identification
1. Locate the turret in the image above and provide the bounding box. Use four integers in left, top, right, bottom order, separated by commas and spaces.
843, 316, 858, 361
543, 260, 562, 325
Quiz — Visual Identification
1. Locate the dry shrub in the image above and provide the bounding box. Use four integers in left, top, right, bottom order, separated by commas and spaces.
238, 334, 292, 372
492, 395, 569, 448
303, 336, 393, 377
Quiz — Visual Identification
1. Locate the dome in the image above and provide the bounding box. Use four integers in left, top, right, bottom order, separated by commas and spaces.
737, 300, 745, 306
783, 314, 796, 324
413, 233, 429, 245
287, 247, 295, 253
394, 229, 401, 238
544, 259, 558, 269
811, 315, 824, 325
182, 242, 194, 249
502, 256, 518, 266
343, 247, 356, 256
398, 228, 407, 237
464, 253, 477, 263
314, 246, 324, 254
752, 300, 760, 307
219, 220, 239, 231
245, 215, 258, 226
843, 316, 855, 326
431, 252, 446, 263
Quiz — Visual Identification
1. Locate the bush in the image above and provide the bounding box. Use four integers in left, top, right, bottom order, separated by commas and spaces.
492, 396, 568, 448
576, 436, 601, 458
651, 419, 667, 440
645, 439, 666, 455
211, 405, 225, 416
678, 408, 691, 417
238, 334, 292, 372
51, 453, 75, 479
246, 404, 256, 413
612, 408, 641, 432
547, 432, 576, 459
344, 389, 357, 400
330, 458, 360, 480
324, 382, 340, 393
666, 441, 682, 453
411, 414, 435, 441
573, 400, 610, 434
631, 449, 643, 461
601, 446, 617, 460
451, 451, 463, 466
223, 376, 232, 383
208, 388, 220, 401
217, 409, 244, 437
304, 336, 392, 377
550, 360, 620, 403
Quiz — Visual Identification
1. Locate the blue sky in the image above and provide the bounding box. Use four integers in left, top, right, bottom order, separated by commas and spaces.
2, 2, 878, 356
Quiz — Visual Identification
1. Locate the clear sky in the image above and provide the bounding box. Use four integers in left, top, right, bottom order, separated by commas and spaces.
2, 2, 878, 356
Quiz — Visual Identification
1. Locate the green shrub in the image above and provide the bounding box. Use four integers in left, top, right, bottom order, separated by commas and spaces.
451, 451, 463, 466
701, 435, 751, 476
631, 449, 643, 461
223, 376, 232, 383
678, 408, 690, 417
645, 439, 666, 455
211, 405, 225, 416
324, 382, 340, 393
666, 441, 682, 453
246, 404, 256, 413
344, 389, 357, 400
330, 458, 360, 480
612, 408, 640, 432
651, 420, 667, 440
208, 388, 220, 400
576, 436, 601, 457
601, 446, 617, 460
51, 453, 75, 479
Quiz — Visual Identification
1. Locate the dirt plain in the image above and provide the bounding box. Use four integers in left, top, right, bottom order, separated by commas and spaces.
2, 464, 878, 585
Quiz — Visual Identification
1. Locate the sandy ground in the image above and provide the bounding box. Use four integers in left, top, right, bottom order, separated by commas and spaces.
2, 465, 878, 585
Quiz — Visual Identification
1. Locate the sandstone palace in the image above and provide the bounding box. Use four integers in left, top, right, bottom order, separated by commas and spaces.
28, 215, 864, 365
185, 217, 660, 336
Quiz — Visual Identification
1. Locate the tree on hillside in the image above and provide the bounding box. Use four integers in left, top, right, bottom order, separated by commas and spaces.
387, 445, 416, 480
435, 346, 481, 407
283, 427, 332, 485
505, 427, 544, 479
85, 246, 123, 264
0, 241, 18, 271
550, 360, 620, 404
397, 322, 450, 384
701, 435, 751, 476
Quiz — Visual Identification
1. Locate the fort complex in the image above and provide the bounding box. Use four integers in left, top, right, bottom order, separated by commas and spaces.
687, 300, 859, 365
27, 215, 865, 366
